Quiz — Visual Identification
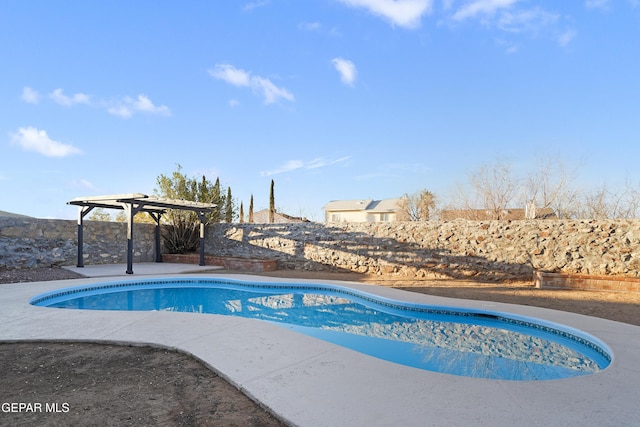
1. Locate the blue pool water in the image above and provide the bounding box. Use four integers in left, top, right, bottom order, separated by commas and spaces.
30, 278, 611, 380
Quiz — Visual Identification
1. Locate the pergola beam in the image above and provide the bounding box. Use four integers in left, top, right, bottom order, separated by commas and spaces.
68, 194, 217, 274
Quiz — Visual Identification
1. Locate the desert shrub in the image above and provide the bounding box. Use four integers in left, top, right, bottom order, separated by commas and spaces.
162, 215, 199, 254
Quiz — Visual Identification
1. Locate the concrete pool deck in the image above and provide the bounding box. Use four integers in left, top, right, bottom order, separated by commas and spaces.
2, 266, 640, 426
62, 262, 224, 277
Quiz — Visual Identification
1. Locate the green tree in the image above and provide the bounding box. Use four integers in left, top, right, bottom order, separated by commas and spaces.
225, 187, 233, 223
211, 177, 224, 223
88, 207, 153, 223
154, 164, 228, 252
249, 194, 254, 223
115, 211, 127, 223
155, 164, 226, 222
269, 180, 275, 223
88, 208, 112, 222
239, 202, 244, 224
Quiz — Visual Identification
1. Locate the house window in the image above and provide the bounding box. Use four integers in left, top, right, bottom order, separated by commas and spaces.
380, 213, 390, 222
331, 214, 341, 222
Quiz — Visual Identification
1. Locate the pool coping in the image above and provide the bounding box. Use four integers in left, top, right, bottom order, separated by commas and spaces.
2, 273, 639, 426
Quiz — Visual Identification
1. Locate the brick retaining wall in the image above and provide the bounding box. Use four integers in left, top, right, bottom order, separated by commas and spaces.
534, 271, 640, 293
161, 253, 278, 272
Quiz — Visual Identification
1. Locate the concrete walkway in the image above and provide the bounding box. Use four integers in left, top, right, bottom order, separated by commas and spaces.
63, 262, 222, 277
2, 268, 639, 426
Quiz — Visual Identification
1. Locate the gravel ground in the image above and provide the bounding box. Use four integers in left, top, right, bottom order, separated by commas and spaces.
0, 266, 84, 283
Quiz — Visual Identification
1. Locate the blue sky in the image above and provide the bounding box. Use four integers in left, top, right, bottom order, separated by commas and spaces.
2, 0, 639, 220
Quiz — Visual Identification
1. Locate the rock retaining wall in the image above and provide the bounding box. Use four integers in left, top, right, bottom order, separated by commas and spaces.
0, 217, 157, 269
2, 217, 640, 283
207, 220, 640, 281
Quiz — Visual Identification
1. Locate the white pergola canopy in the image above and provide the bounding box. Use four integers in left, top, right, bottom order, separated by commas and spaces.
68, 193, 218, 274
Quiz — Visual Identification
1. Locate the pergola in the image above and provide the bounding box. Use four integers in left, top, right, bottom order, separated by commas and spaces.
68, 193, 218, 274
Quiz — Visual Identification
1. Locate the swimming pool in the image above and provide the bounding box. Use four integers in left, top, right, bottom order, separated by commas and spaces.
30, 277, 611, 381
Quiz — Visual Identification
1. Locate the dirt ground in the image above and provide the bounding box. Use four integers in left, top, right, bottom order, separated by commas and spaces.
1, 266, 639, 426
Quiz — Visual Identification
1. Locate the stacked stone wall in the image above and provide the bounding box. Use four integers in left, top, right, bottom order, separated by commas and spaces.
2, 217, 640, 281
206, 220, 640, 280
0, 217, 156, 269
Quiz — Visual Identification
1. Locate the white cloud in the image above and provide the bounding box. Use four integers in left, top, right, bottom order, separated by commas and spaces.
332, 58, 358, 86
261, 156, 351, 176
298, 21, 321, 31
22, 86, 40, 104
338, 0, 433, 29
9, 127, 82, 157
132, 94, 171, 115
495, 37, 520, 53
585, 0, 610, 10
261, 160, 304, 176
307, 156, 352, 169
107, 95, 171, 118
451, 0, 518, 21
22, 86, 171, 118
252, 76, 294, 104
445, 1, 575, 50
23, 86, 171, 119
68, 178, 97, 190
107, 105, 134, 119
243, 0, 269, 11
497, 7, 558, 34
209, 63, 294, 105
49, 88, 91, 106
557, 28, 577, 47
209, 64, 252, 87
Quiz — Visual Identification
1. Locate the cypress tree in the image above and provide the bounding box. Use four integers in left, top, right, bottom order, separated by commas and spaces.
249, 194, 254, 223
225, 187, 233, 223
211, 177, 223, 223
269, 180, 275, 223
239, 202, 244, 224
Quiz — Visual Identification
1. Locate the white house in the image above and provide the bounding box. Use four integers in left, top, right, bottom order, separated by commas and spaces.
323, 198, 404, 223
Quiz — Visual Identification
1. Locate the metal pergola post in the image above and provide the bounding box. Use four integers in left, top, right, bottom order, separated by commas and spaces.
125, 203, 145, 274
125, 204, 134, 274
76, 206, 94, 268
149, 212, 163, 263
196, 211, 207, 266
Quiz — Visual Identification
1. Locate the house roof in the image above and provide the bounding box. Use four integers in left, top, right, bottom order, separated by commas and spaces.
323, 199, 373, 212
365, 198, 403, 213
323, 198, 404, 213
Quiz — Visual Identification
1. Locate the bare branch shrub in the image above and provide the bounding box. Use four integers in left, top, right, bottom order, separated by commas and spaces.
449, 159, 519, 220
398, 190, 437, 221
523, 154, 581, 219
